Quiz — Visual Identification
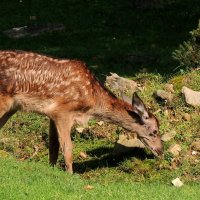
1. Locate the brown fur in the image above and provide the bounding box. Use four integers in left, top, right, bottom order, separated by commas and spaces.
0, 50, 163, 173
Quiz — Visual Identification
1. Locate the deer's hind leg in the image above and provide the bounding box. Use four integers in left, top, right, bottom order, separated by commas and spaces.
0, 110, 17, 129
52, 114, 74, 174
0, 95, 15, 129
49, 119, 60, 166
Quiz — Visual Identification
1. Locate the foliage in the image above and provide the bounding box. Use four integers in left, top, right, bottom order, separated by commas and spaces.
173, 21, 200, 70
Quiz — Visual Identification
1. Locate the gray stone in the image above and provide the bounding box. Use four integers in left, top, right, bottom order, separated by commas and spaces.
168, 144, 181, 156
164, 84, 174, 93
161, 130, 176, 142
171, 178, 184, 187
105, 73, 138, 97
113, 134, 145, 154
182, 86, 200, 106
191, 140, 200, 151
154, 90, 173, 102
183, 113, 191, 121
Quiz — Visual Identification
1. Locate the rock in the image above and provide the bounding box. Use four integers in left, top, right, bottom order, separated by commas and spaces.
161, 130, 176, 142
182, 86, 200, 106
117, 134, 145, 148
168, 144, 181, 156
154, 90, 173, 102
164, 84, 174, 93
183, 113, 191, 121
171, 178, 184, 187
191, 141, 200, 151
113, 134, 145, 154
105, 73, 138, 96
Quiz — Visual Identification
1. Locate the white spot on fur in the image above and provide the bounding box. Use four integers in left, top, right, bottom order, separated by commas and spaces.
86, 81, 90, 85
73, 75, 81, 81
73, 93, 79, 100
84, 90, 88, 95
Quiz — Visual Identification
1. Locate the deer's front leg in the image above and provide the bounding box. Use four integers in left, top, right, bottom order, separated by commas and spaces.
49, 119, 60, 166
54, 115, 74, 174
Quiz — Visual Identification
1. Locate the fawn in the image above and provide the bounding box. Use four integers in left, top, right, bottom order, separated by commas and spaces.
0, 50, 163, 173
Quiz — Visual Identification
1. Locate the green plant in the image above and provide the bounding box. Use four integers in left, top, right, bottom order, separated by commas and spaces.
173, 20, 200, 70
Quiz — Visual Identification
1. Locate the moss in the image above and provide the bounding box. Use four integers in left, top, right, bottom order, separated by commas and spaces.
0, 150, 10, 158
169, 74, 186, 91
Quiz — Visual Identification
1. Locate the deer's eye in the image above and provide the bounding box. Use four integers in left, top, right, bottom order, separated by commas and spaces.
153, 130, 158, 135
149, 130, 157, 137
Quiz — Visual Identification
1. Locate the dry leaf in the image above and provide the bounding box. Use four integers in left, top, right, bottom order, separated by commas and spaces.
79, 152, 88, 159
97, 121, 104, 126
192, 150, 198, 155
84, 185, 94, 190
76, 127, 84, 133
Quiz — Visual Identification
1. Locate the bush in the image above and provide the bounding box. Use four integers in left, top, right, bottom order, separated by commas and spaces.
172, 20, 200, 70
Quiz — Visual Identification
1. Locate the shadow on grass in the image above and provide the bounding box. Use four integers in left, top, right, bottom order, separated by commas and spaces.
73, 146, 154, 174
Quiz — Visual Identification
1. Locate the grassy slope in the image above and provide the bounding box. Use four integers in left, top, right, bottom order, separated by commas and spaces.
0, 70, 199, 199
0, 157, 199, 200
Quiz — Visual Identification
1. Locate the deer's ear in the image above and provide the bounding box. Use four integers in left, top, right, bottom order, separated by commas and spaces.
132, 93, 149, 119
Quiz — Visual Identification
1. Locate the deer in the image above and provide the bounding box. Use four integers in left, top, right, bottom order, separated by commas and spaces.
0, 50, 163, 173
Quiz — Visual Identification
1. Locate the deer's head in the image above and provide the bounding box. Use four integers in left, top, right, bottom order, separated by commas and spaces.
124, 93, 163, 157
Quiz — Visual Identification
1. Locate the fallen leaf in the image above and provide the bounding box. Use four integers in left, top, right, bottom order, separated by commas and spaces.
97, 121, 104, 126
79, 152, 88, 159
76, 127, 84, 133
84, 185, 94, 190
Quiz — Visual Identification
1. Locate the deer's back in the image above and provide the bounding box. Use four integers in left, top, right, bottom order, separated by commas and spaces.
0, 51, 98, 113
0, 51, 96, 96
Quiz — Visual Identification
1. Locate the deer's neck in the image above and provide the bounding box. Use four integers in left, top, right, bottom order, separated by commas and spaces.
92, 91, 137, 131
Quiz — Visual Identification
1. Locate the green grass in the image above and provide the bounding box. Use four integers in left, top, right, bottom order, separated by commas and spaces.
0, 157, 199, 200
